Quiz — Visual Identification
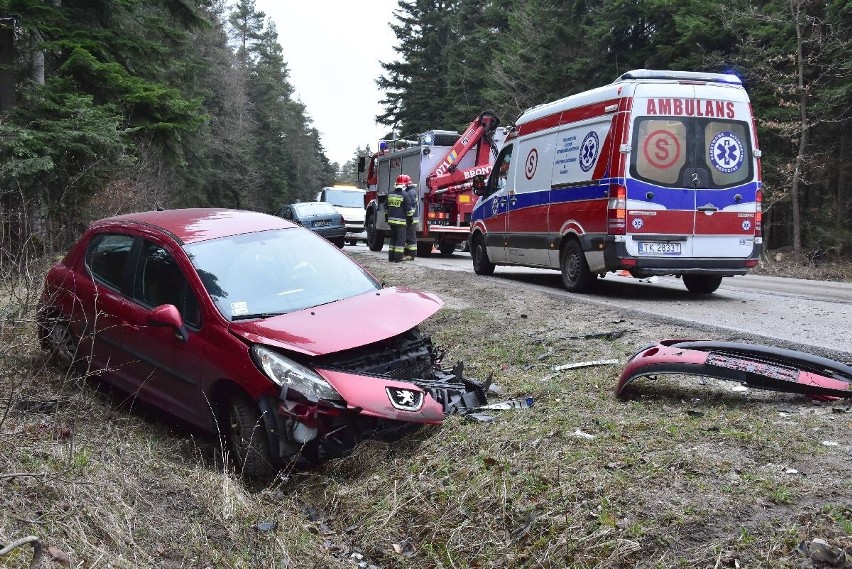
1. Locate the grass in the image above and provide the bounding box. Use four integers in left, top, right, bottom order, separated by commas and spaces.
1, 253, 851, 567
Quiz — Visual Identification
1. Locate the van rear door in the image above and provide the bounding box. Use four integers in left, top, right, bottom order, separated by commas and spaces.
625, 83, 759, 262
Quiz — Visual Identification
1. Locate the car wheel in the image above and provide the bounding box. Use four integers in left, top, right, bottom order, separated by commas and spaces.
347, 240, 358, 246
472, 234, 495, 276
39, 315, 78, 370
560, 240, 594, 292
438, 242, 456, 257
333, 237, 345, 248
683, 275, 723, 294
366, 213, 384, 251
225, 394, 273, 478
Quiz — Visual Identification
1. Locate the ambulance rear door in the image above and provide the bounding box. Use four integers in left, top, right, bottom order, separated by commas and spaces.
626, 82, 759, 261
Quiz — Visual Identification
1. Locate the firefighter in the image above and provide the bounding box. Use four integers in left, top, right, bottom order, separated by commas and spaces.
386, 177, 407, 262
400, 175, 418, 260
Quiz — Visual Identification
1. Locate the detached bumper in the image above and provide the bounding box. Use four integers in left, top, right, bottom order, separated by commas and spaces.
617, 339, 852, 399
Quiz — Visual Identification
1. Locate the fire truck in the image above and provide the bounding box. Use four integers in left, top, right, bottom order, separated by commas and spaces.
359, 111, 506, 256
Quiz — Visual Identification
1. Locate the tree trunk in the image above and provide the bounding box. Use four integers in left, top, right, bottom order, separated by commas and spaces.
0, 18, 15, 111
839, 132, 849, 254
789, 0, 806, 257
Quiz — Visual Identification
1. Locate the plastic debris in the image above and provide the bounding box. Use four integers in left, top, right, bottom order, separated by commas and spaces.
477, 397, 533, 410
552, 359, 619, 372
572, 429, 596, 440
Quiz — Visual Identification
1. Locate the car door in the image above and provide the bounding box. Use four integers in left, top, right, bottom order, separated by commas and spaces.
80, 232, 141, 392
478, 144, 514, 263
114, 238, 211, 424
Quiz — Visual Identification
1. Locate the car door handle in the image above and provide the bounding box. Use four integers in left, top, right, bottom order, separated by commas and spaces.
697, 203, 718, 212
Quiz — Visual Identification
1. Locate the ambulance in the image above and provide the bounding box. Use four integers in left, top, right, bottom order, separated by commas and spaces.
469, 69, 762, 294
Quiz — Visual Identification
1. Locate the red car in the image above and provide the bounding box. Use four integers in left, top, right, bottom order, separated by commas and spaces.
38, 209, 487, 476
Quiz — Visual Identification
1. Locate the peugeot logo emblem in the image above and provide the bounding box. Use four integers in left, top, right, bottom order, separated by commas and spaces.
386, 387, 424, 411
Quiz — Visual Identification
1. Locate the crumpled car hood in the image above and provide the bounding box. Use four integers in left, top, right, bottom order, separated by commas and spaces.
228, 286, 443, 356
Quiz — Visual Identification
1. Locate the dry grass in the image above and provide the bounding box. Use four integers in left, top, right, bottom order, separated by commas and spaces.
754, 249, 852, 282
2, 253, 852, 568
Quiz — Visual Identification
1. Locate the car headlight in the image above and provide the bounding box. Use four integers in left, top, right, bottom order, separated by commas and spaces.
252, 345, 342, 401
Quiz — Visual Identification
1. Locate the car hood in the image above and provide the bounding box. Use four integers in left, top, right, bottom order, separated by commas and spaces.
228, 286, 443, 356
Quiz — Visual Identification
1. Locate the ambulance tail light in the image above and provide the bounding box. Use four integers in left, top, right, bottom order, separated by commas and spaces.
608, 184, 627, 235
755, 189, 763, 238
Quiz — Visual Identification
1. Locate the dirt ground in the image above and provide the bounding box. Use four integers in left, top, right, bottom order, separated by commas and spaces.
1, 250, 851, 568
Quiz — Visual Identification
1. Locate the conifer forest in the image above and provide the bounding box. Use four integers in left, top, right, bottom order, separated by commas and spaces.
1, 0, 850, 262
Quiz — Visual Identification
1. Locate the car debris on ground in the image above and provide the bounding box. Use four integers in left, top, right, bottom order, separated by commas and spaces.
616, 339, 852, 400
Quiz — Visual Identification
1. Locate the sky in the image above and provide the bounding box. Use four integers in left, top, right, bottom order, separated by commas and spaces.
254, 0, 400, 167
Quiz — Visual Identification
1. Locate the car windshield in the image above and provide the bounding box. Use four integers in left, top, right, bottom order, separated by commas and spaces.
294, 202, 337, 216
185, 228, 379, 320
324, 190, 364, 208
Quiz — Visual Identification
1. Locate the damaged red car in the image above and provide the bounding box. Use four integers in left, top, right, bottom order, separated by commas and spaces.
38, 209, 487, 476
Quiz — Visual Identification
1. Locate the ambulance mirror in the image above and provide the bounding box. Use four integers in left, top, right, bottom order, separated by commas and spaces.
357, 157, 365, 173
472, 174, 487, 196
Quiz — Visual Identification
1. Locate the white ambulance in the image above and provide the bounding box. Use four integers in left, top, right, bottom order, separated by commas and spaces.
470, 69, 762, 294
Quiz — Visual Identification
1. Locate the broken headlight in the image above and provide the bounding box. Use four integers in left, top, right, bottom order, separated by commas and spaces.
252, 345, 342, 401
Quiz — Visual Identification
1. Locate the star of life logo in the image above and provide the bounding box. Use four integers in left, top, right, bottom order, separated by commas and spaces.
579, 131, 599, 172
709, 131, 744, 174
632, 218, 644, 229
742, 220, 751, 231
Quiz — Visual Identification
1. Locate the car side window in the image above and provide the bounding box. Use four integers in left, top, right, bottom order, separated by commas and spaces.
134, 241, 201, 328
86, 233, 134, 290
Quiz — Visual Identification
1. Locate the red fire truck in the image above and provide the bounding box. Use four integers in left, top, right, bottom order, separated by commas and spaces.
359, 111, 506, 256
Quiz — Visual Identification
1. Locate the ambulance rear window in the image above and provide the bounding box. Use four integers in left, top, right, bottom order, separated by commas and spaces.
630, 117, 753, 189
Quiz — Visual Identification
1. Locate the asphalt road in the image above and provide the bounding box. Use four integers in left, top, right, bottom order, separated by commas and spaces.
346, 243, 852, 361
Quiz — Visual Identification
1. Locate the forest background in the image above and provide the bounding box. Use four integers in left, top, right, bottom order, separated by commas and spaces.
0, 0, 850, 266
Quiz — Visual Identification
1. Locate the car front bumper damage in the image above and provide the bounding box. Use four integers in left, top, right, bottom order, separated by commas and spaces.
260, 360, 491, 464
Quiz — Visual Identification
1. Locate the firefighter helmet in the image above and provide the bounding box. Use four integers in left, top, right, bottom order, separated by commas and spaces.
395, 174, 413, 185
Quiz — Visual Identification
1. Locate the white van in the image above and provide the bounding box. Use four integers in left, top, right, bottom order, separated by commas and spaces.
470, 69, 763, 294
316, 186, 367, 245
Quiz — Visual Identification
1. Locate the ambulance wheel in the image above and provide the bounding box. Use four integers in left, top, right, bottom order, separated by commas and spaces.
417, 242, 433, 257
472, 234, 495, 276
560, 240, 594, 292
366, 213, 385, 251
683, 275, 722, 294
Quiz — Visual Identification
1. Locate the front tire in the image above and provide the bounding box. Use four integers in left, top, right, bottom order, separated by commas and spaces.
683, 275, 723, 294
333, 237, 345, 248
560, 240, 594, 292
225, 394, 273, 478
366, 213, 385, 251
472, 234, 495, 276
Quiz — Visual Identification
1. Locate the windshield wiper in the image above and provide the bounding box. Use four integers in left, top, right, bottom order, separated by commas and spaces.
232, 311, 289, 321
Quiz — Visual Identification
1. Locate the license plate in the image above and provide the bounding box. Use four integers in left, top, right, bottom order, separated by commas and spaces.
638, 241, 681, 255
313, 220, 331, 227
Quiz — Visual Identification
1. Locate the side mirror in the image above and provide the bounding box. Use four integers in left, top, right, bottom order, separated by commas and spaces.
148, 304, 188, 342
358, 157, 365, 173
472, 174, 487, 196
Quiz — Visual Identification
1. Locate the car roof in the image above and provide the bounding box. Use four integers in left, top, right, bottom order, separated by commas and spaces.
95, 208, 294, 245
293, 201, 336, 210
